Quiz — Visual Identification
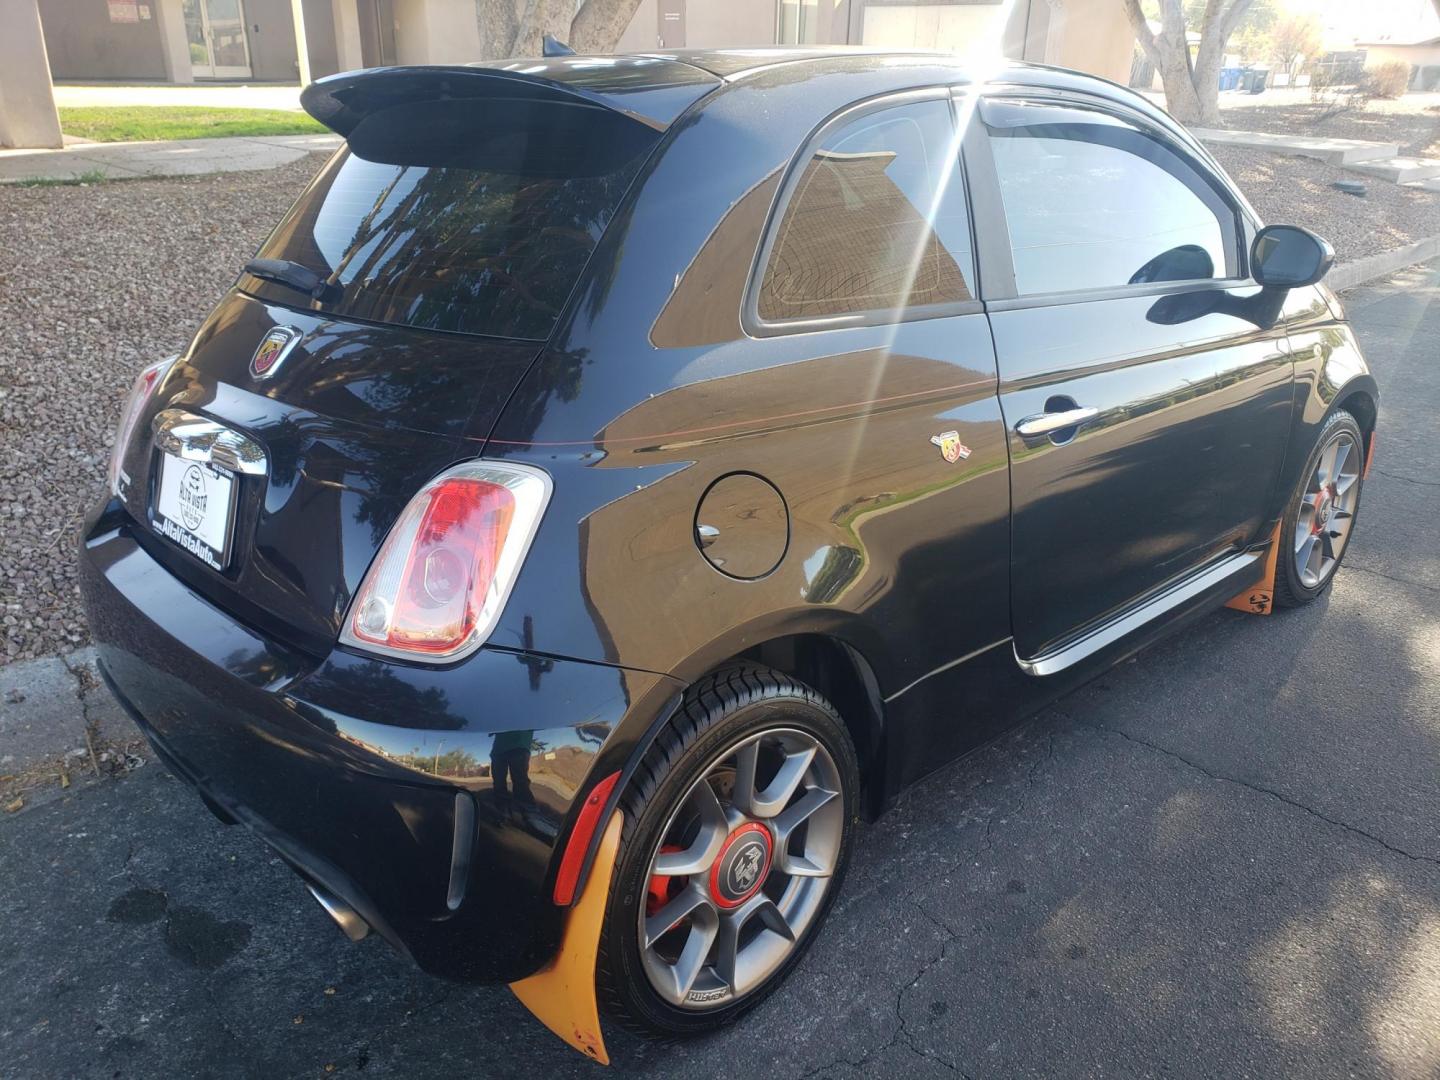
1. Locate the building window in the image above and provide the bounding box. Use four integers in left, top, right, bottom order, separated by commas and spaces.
778, 0, 821, 44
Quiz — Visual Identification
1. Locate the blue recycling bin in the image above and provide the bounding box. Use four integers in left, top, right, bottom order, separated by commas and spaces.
1219, 67, 1243, 91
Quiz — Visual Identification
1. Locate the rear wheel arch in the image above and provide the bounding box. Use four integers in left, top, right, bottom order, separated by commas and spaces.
652, 632, 887, 818
732, 634, 886, 815
558, 632, 887, 911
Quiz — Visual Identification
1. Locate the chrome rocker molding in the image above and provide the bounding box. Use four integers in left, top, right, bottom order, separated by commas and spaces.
151, 408, 268, 476
1016, 550, 1265, 677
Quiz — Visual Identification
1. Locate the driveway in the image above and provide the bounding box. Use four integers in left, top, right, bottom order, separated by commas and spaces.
2, 263, 1437, 1079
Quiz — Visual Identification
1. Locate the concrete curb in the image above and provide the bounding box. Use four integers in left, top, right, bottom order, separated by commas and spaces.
0, 132, 342, 184
1331, 236, 1440, 292
1192, 127, 1401, 165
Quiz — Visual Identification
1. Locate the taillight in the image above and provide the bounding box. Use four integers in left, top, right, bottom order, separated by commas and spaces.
107, 355, 177, 498
339, 462, 552, 661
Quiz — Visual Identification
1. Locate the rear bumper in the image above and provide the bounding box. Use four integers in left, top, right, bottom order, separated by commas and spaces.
79, 502, 678, 983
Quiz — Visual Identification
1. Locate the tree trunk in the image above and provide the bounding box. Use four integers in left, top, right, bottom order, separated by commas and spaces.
474, 0, 644, 60
474, 0, 520, 59
570, 0, 646, 54
510, 0, 575, 58
1121, 0, 1253, 128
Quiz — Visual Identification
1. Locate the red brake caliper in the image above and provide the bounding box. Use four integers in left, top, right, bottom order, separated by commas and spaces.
646, 844, 684, 916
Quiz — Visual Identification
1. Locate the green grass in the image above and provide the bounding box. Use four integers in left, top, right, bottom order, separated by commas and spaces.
57, 106, 325, 143
13, 168, 113, 188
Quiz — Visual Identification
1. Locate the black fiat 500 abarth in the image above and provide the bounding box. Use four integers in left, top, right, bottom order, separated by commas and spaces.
81, 48, 1377, 1059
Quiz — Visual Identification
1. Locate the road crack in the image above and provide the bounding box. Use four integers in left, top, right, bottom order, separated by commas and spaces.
1343, 561, 1440, 594
795, 903, 974, 1080
1067, 714, 1440, 870
1372, 467, 1440, 489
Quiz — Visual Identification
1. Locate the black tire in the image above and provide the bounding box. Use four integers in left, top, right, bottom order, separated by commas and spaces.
1273, 408, 1366, 609
596, 664, 859, 1037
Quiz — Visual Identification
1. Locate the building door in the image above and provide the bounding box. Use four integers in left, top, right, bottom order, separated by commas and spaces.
657, 0, 685, 48
358, 0, 396, 67
182, 0, 253, 79
778, 0, 821, 44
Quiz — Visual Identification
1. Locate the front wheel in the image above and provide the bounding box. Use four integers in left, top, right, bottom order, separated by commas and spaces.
596, 665, 858, 1037
1274, 408, 1366, 608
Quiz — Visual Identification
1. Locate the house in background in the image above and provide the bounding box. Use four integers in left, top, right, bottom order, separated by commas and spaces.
1351, 0, 1440, 90
614, 0, 1135, 85
5, 0, 1136, 148
1357, 33, 1440, 90
35, 0, 390, 85
33, 0, 1136, 86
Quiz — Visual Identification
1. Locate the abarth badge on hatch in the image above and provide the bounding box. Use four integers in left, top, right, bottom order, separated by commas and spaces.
930, 431, 971, 463
250, 326, 302, 379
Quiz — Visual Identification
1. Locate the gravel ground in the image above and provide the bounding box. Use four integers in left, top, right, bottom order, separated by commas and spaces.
1209, 144, 1440, 259
1217, 91, 1440, 158
0, 154, 327, 664
1144, 87, 1440, 157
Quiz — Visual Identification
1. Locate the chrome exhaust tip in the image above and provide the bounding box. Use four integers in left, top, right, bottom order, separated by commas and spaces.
306, 883, 370, 942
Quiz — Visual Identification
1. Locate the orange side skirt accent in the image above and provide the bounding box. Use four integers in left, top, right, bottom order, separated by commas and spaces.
509, 810, 623, 1065
1226, 522, 1283, 616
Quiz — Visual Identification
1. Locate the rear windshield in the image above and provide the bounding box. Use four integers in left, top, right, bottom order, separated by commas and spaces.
246, 97, 657, 339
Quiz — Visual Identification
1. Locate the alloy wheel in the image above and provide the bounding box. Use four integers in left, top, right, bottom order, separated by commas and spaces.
638, 727, 844, 1010
1294, 430, 1361, 589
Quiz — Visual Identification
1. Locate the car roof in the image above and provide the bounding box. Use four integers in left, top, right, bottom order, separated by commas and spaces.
306, 48, 1189, 154
602, 47, 1172, 134
643, 48, 1204, 160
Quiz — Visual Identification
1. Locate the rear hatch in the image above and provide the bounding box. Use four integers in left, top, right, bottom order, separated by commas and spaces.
118, 63, 714, 657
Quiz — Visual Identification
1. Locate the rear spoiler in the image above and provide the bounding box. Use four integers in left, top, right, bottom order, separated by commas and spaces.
300, 59, 721, 137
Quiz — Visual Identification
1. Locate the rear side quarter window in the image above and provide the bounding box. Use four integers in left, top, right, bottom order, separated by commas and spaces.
751, 95, 975, 330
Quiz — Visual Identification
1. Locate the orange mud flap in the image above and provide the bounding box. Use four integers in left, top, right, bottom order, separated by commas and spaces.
1226, 522, 1282, 615
509, 810, 623, 1064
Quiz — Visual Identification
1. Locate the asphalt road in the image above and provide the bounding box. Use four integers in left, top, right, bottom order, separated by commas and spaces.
3, 264, 1438, 1080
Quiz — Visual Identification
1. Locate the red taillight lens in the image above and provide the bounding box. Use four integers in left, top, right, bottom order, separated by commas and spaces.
107, 355, 177, 497
340, 462, 551, 661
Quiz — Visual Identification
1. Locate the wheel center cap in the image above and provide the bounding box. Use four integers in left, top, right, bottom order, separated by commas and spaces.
709, 822, 773, 909
1314, 488, 1334, 532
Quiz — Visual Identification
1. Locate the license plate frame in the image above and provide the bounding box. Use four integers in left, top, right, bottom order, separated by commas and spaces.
150, 452, 239, 571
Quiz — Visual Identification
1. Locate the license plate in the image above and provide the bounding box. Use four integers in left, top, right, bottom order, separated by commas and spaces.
151, 453, 238, 571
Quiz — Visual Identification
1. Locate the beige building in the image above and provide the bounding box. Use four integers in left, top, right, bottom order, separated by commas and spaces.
1358, 34, 1440, 89
4, 0, 1136, 148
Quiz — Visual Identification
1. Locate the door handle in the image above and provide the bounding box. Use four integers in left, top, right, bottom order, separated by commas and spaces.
1014, 407, 1099, 438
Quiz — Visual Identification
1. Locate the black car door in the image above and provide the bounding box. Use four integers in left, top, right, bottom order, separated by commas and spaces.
969, 95, 1295, 666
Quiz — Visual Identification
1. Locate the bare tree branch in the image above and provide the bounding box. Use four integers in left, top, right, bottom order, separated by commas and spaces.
1121, 0, 1163, 68
1218, 0, 1257, 40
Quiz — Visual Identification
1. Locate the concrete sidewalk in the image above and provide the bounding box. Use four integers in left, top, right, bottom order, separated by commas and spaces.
0, 132, 340, 184
53, 83, 305, 112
